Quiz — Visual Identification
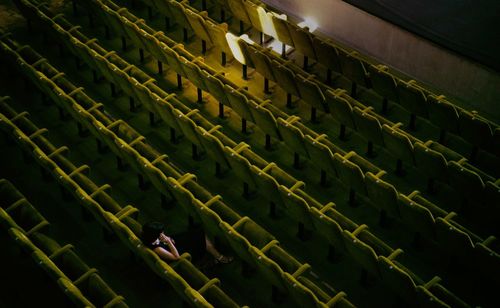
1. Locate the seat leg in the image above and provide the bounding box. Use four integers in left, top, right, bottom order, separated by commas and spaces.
439, 129, 447, 144
381, 97, 388, 114
72, 0, 77, 16
58, 106, 67, 121
129, 97, 136, 112
77, 122, 89, 138
269, 202, 278, 219
351, 82, 357, 98
297, 223, 310, 241
265, 134, 272, 151
239, 20, 244, 34
395, 159, 405, 176
242, 118, 247, 134
221, 52, 226, 66
326, 68, 332, 85
215, 162, 223, 178
409, 114, 417, 131
427, 178, 436, 194
192, 144, 199, 160
177, 74, 182, 90
242, 64, 248, 80
367, 141, 375, 157
281, 43, 286, 58
139, 48, 144, 63
158, 60, 163, 74
92, 70, 99, 83
149, 112, 156, 127
170, 128, 177, 143
183, 28, 188, 42
264, 78, 270, 94
218, 102, 224, 118
339, 124, 347, 140
197, 88, 203, 104
349, 189, 357, 207
116, 156, 126, 171
379, 210, 389, 227
96, 139, 107, 154
286, 93, 293, 109
121, 36, 127, 51
202, 40, 207, 54
303, 55, 309, 70
320, 170, 327, 187
110, 83, 117, 97
293, 153, 300, 169
220, 9, 225, 22
243, 182, 251, 199
311, 107, 317, 123
138, 173, 148, 190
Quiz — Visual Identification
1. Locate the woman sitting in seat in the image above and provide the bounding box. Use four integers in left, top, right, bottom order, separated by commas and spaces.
141, 221, 233, 265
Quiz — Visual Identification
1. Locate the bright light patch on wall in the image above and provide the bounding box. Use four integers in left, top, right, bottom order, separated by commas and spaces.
225, 33, 255, 65
298, 17, 318, 32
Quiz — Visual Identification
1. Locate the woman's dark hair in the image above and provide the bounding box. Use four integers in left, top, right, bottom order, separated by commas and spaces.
141, 221, 165, 244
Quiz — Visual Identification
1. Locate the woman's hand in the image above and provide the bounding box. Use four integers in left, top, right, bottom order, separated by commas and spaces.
159, 233, 175, 244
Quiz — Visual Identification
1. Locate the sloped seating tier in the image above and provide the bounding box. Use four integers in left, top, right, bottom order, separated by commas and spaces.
9, 0, 494, 306
204, 0, 500, 159
0, 179, 128, 308
0, 33, 353, 307
126, 0, 500, 180
89, 0, 499, 211
0, 83, 237, 308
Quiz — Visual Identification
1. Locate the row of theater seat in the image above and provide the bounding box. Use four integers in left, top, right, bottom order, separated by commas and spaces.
0, 91, 235, 307
97, 0, 500, 214
0, 32, 357, 307
206, 0, 500, 160
9, 1, 484, 306
0, 178, 128, 307
135, 0, 500, 184
76, 0, 500, 247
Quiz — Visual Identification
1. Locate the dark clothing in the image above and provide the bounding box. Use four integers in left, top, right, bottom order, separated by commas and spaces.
149, 225, 206, 263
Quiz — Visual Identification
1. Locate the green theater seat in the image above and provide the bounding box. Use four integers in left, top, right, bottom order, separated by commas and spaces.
248, 100, 282, 142
396, 80, 428, 129
167, 0, 193, 32
367, 65, 399, 107
435, 213, 474, 259
310, 203, 346, 254
342, 225, 381, 277
413, 141, 449, 185
377, 255, 419, 306
185, 9, 213, 45
271, 60, 300, 99
447, 161, 485, 205
195, 126, 231, 171
352, 106, 385, 155
303, 134, 337, 182
227, 0, 252, 25
312, 37, 342, 75
295, 74, 329, 119
271, 14, 294, 47
56, 277, 95, 307
286, 22, 316, 60
337, 50, 370, 95
458, 110, 494, 152
381, 123, 415, 174
223, 143, 258, 193
365, 171, 401, 219
332, 152, 367, 205
166, 174, 199, 217
224, 84, 255, 125
397, 194, 436, 240
326, 89, 356, 139
276, 116, 309, 160
427, 95, 460, 141
8, 226, 38, 253
250, 163, 285, 210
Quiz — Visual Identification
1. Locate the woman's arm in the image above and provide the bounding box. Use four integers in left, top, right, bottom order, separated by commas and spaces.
154, 234, 180, 261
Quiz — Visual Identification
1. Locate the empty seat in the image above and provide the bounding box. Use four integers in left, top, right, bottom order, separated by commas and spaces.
381, 124, 415, 173
309, 204, 346, 254
342, 225, 380, 277
397, 80, 428, 128
427, 95, 460, 139
303, 135, 337, 180
250, 163, 285, 209
338, 50, 370, 93
333, 152, 367, 203
312, 37, 342, 74
271, 13, 294, 47
224, 85, 255, 124
398, 194, 436, 240
458, 110, 494, 150
286, 22, 316, 60
367, 65, 398, 104
223, 143, 258, 192
365, 171, 401, 219
413, 142, 449, 184
352, 106, 385, 149
435, 213, 474, 260
195, 126, 231, 171
447, 161, 485, 204
248, 100, 282, 141
271, 60, 300, 98
377, 256, 418, 306
326, 89, 356, 138
184, 9, 212, 44
276, 116, 309, 160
